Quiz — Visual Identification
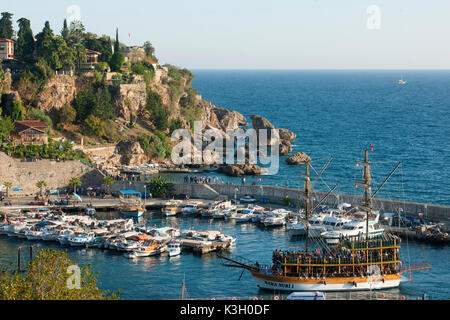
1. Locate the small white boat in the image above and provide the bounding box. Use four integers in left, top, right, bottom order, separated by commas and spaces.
168, 241, 182, 257
262, 213, 286, 227
68, 232, 96, 247
85, 207, 96, 216
240, 196, 257, 204
182, 203, 199, 215
286, 292, 326, 300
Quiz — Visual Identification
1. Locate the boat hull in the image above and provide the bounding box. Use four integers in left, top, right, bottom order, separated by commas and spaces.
250, 271, 401, 292
120, 210, 144, 218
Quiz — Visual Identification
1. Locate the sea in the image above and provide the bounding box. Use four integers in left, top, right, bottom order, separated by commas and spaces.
1, 70, 449, 300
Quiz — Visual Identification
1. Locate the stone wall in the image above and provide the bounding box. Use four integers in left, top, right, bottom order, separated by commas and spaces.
106, 181, 450, 224
0, 152, 104, 195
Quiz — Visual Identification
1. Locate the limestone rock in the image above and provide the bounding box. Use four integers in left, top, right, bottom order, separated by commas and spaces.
218, 164, 262, 177
116, 141, 149, 166
286, 152, 311, 165
279, 128, 296, 142
279, 141, 293, 156
113, 82, 147, 121
35, 75, 77, 111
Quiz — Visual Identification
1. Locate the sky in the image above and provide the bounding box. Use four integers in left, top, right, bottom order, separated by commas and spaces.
2, 0, 450, 69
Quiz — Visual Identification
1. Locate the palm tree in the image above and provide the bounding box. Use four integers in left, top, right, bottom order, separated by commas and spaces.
36, 181, 47, 196
103, 176, 114, 195
3, 182, 12, 197
69, 177, 82, 194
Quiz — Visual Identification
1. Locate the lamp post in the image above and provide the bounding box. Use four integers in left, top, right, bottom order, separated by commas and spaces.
234, 188, 239, 204
144, 185, 147, 205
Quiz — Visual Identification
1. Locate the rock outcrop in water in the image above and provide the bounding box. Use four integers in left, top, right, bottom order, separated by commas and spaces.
250, 114, 296, 156
286, 152, 311, 165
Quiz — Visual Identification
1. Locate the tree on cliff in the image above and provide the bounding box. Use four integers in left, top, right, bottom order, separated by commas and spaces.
0, 12, 14, 39
110, 28, 125, 72
0, 116, 14, 140
61, 19, 70, 41
35, 21, 74, 70
69, 177, 82, 193
3, 181, 12, 197
16, 18, 35, 63
0, 248, 120, 300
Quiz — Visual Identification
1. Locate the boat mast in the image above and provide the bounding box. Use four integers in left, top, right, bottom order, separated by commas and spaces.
357, 150, 373, 240
304, 161, 312, 252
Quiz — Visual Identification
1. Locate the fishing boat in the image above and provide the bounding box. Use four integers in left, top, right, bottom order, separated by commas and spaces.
124, 241, 167, 258
163, 201, 180, 217
168, 241, 182, 257
240, 196, 257, 204
219, 150, 431, 292
119, 190, 146, 218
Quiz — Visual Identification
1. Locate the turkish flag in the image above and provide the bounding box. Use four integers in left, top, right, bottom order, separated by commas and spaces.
370, 144, 374, 152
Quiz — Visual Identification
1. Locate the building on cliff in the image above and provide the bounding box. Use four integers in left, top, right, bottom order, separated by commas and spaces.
0, 39, 14, 60
11, 120, 48, 145
81, 49, 102, 70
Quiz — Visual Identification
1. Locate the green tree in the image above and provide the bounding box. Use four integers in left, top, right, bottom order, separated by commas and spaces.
83, 37, 112, 63
143, 41, 156, 59
0, 248, 120, 300
84, 115, 105, 137
73, 43, 87, 70
3, 181, 12, 197
0, 116, 14, 140
16, 18, 35, 63
36, 22, 74, 70
11, 100, 24, 121
103, 176, 114, 195
69, 177, 82, 193
147, 176, 173, 198
36, 180, 47, 196
0, 12, 14, 39
58, 104, 77, 125
61, 19, 70, 41
109, 52, 125, 72
146, 89, 168, 131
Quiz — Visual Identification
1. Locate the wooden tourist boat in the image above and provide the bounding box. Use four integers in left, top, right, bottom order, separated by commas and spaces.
220, 150, 431, 292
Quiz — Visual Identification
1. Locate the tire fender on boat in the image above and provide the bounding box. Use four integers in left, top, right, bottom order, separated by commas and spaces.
274, 296, 279, 301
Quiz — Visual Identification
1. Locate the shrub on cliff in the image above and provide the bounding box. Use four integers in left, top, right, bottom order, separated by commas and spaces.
109, 52, 125, 72
146, 89, 168, 131
83, 115, 105, 137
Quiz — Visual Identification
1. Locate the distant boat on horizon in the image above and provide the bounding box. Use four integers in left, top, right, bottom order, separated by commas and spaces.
398, 75, 407, 85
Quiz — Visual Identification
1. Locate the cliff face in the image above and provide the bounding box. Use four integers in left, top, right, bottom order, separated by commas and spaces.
113, 81, 147, 121
35, 75, 77, 111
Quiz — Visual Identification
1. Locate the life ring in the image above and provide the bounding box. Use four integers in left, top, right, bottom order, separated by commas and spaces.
274, 296, 279, 301
232, 297, 237, 300
315, 249, 320, 255
253, 297, 259, 301
400, 296, 406, 300
211, 297, 216, 300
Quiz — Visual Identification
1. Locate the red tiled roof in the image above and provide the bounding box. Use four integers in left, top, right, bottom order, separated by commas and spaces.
85, 48, 102, 55
14, 121, 48, 133
0, 38, 14, 43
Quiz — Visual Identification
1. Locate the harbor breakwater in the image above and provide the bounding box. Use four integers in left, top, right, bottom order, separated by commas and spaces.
109, 182, 450, 225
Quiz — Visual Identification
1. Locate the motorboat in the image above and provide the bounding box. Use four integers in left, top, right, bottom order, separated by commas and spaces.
240, 196, 257, 204
182, 203, 199, 215
261, 213, 286, 227
68, 232, 96, 247
322, 214, 385, 244
168, 241, 182, 257
164, 201, 180, 217
119, 190, 146, 218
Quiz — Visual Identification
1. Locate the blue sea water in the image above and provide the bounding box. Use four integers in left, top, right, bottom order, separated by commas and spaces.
191, 70, 450, 206
1, 71, 448, 300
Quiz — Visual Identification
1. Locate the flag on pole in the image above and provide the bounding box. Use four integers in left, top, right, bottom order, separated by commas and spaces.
370, 144, 374, 152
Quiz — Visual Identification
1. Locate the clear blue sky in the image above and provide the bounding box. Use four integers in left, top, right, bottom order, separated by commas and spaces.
3, 0, 450, 69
